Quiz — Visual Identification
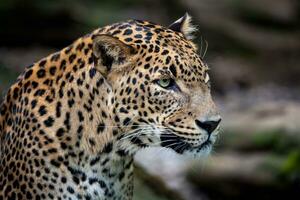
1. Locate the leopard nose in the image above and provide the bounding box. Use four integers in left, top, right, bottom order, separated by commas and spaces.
195, 118, 221, 134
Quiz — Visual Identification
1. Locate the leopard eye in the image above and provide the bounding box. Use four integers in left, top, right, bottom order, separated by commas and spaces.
155, 78, 180, 91
158, 78, 172, 88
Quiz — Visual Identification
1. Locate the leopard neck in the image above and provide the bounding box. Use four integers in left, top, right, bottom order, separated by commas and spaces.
47, 45, 135, 198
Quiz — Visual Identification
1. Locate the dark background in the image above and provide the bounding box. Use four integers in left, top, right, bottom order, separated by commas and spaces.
0, 0, 300, 199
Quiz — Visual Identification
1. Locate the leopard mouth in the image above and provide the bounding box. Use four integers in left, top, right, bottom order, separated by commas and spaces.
160, 133, 212, 154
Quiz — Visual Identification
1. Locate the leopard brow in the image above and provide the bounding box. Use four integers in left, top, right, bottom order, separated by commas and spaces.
158, 69, 175, 79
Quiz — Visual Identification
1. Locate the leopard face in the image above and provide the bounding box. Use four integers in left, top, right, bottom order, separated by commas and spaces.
94, 14, 221, 157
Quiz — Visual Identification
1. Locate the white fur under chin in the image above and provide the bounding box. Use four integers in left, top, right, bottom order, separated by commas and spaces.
183, 144, 213, 158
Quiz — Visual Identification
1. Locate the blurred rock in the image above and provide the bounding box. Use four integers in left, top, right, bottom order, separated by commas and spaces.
222, 100, 300, 135
135, 148, 209, 200
187, 152, 299, 200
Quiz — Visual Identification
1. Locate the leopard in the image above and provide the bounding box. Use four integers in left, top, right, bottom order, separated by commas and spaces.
0, 14, 221, 200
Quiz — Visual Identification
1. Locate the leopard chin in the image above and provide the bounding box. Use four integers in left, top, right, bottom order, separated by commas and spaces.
182, 141, 213, 158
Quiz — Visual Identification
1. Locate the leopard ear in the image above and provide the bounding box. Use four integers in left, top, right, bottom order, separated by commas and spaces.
168, 13, 197, 40
92, 34, 136, 77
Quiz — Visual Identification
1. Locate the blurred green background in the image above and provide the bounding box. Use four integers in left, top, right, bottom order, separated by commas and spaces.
0, 0, 300, 199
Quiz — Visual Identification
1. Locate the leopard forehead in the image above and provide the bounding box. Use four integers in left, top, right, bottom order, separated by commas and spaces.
94, 19, 209, 83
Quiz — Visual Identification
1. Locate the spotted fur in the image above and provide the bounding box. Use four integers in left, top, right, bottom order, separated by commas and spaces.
0, 15, 221, 200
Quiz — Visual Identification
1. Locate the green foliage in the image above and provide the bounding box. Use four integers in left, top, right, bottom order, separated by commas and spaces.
219, 129, 300, 154
252, 130, 300, 154
134, 178, 170, 200
280, 150, 300, 180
